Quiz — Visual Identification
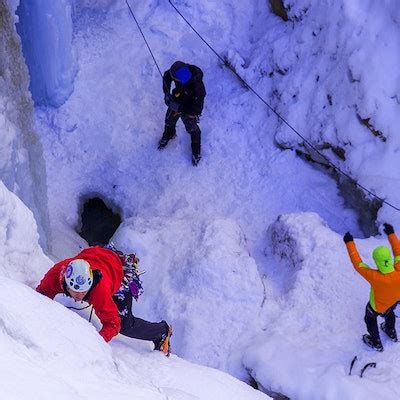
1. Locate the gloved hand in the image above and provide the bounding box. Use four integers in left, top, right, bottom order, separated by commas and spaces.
169, 101, 180, 112
164, 93, 172, 106
343, 232, 353, 243
383, 223, 395, 235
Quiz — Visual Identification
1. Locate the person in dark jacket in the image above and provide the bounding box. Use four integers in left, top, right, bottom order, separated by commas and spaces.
158, 61, 206, 166
36, 245, 172, 355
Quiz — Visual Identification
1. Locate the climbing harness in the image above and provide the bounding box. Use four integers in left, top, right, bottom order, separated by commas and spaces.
105, 242, 145, 301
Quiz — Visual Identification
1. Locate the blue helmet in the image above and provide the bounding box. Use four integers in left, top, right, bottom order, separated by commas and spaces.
170, 61, 192, 84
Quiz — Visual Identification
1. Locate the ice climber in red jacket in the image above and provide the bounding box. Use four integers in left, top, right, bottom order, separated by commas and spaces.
36, 245, 172, 355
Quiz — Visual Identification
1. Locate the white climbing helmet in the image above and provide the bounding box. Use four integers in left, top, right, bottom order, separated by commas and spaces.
64, 259, 93, 292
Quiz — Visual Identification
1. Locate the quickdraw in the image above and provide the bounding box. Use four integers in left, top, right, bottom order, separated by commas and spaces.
106, 242, 145, 301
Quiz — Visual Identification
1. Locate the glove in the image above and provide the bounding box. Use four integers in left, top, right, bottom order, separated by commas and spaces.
383, 223, 395, 235
343, 232, 353, 243
169, 101, 180, 112
164, 93, 172, 106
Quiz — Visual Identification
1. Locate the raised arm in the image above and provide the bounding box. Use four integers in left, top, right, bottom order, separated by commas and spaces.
344, 232, 362, 268
383, 223, 400, 267
344, 232, 377, 282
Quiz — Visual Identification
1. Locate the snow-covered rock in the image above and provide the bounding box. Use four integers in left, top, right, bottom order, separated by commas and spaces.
251, 0, 400, 226
0, 180, 51, 286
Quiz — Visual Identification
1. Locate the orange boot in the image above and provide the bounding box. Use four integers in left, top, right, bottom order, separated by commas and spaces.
160, 325, 173, 357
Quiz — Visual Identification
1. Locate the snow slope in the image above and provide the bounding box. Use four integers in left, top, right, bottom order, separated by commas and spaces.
0, 278, 269, 400
0, 181, 268, 400
35, 0, 361, 383
112, 216, 264, 378
4, 0, 400, 399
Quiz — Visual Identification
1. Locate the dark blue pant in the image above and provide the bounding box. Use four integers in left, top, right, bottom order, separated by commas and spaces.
163, 108, 201, 156
364, 302, 396, 339
113, 290, 168, 347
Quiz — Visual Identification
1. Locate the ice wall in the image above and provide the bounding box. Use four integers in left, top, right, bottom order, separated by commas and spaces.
0, 0, 49, 248
16, 0, 76, 107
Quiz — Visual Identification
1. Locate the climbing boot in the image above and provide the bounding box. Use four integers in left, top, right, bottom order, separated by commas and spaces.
380, 322, 398, 342
192, 153, 201, 166
155, 324, 173, 357
362, 334, 384, 352
158, 134, 176, 150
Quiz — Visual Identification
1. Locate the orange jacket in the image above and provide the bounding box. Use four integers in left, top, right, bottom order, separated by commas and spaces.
345, 233, 400, 313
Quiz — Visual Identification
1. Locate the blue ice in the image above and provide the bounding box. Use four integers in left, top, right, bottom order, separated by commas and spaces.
16, 0, 76, 107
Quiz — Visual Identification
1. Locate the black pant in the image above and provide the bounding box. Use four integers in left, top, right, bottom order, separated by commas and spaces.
113, 290, 168, 347
162, 108, 201, 156
364, 302, 396, 339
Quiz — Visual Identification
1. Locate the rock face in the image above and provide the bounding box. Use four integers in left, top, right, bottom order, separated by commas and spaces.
0, 0, 49, 248
259, 1, 400, 233
269, 0, 289, 21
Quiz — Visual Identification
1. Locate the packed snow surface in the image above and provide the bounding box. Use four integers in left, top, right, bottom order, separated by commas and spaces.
1, 0, 400, 399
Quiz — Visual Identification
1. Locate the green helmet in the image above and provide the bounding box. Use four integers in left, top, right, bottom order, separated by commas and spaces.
372, 246, 394, 274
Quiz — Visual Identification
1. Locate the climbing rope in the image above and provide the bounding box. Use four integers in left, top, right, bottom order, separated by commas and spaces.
167, 0, 400, 212
125, 0, 163, 78
67, 303, 95, 322
125, 0, 400, 212
125, 0, 171, 93
66, 304, 91, 311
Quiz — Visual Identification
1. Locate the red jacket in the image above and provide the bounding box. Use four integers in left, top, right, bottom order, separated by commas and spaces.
36, 246, 124, 342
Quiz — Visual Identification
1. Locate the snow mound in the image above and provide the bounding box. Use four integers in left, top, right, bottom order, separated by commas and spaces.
0, 277, 269, 400
0, 180, 51, 286
0, 277, 126, 400
112, 216, 264, 379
